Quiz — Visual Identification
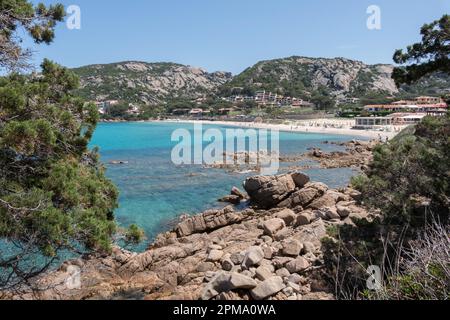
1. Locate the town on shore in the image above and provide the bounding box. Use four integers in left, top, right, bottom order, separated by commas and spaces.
95, 93, 448, 139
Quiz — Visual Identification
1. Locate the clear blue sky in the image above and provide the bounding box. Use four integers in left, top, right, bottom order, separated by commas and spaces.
27, 0, 450, 74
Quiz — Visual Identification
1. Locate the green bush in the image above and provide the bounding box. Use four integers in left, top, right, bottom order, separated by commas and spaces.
125, 224, 145, 244
353, 114, 450, 229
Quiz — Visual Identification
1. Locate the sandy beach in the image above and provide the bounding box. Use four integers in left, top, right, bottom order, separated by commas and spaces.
159, 119, 403, 140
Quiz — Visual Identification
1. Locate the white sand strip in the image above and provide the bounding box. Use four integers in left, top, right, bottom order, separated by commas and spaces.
156, 119, 402, 140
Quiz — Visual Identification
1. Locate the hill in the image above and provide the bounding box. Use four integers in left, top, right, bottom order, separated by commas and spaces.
219, 56, 450, 99
72, 61, 232, 105
72, 57, 450, 106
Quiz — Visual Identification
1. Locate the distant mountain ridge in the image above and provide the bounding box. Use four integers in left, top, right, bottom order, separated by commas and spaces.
72, 61, 232, 104
72, 57, 450, 105
219, 56, 450, 99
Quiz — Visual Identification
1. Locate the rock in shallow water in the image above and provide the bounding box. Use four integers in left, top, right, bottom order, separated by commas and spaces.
291, 172, 310, 188
231, 186, 246, 199
219, 195, 241, 205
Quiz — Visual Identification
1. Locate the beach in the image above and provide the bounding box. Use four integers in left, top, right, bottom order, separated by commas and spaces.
160, 119, 402, 140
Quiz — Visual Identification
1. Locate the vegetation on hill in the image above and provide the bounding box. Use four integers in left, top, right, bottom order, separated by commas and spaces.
218, 56, 450, 101
72, 61, 232, 106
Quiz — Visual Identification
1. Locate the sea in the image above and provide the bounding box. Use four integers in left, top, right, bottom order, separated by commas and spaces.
90, 122, 365, 250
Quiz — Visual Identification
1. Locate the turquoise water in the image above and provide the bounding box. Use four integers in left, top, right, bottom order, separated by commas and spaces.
90, 122, 363, 248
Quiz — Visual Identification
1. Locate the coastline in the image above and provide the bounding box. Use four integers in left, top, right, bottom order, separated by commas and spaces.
20, 171, 372, 301
153, 119, 401, 140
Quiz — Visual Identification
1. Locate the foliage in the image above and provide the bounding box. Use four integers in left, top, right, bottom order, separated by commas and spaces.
367, 222, 449, 300
324, 15, 450, 298
0, 0, 65, 70
0, 60, 119, 289
107, 103, 131, 118
321, 217, 387, 300
353, 114, 450, 229
310, 86, 336, 111
393, 15, 450, 86
124, 224, 145, 244
139, 105, 165, 119
359, 92, 395, 106
264, 107, 283, 118
219, 57, 313, 99
164, 98, 196, 113
322, 216, 450, 300
327, 112, 450, 300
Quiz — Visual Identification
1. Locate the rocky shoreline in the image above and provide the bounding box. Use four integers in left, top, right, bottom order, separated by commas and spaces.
11, 170, 377, 301
205, 139, 378, 174
286, 139, 377, 171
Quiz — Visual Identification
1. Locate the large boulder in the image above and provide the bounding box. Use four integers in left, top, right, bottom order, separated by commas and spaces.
336, 201, 354, 218
242, 246, 265, 269
282, 239, 303, 257
323, 207, 341, 220
286, 257, 310, 274
231, 186, 246, 199
221, 254, 234, 271
343, 188, 363, 202
296, 210, 314, 226
307, 192, 338, 210
291, 172, 310, 188
202, 272, 258, 300
290, 188, 321, 208
255, 265, 274, 281
207, 249, 224, 262
262, 218, 286, 237
244, 174, 296, 209
250, 276, 286, 300
274, 209, 297, 226
176, 207, 255, 237
228, 273, 258, 290
305, 182, 329, 194
272, 256, 295, 269
230, 252, 245, 265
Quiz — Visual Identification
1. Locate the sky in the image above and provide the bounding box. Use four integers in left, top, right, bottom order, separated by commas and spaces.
25, 0, 450, 74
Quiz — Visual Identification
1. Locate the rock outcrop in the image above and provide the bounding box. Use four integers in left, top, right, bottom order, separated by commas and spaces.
10, 172, 375, 301
243, 174, 296, 209
221, 56, 401, 99
282, 140, 380, 172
